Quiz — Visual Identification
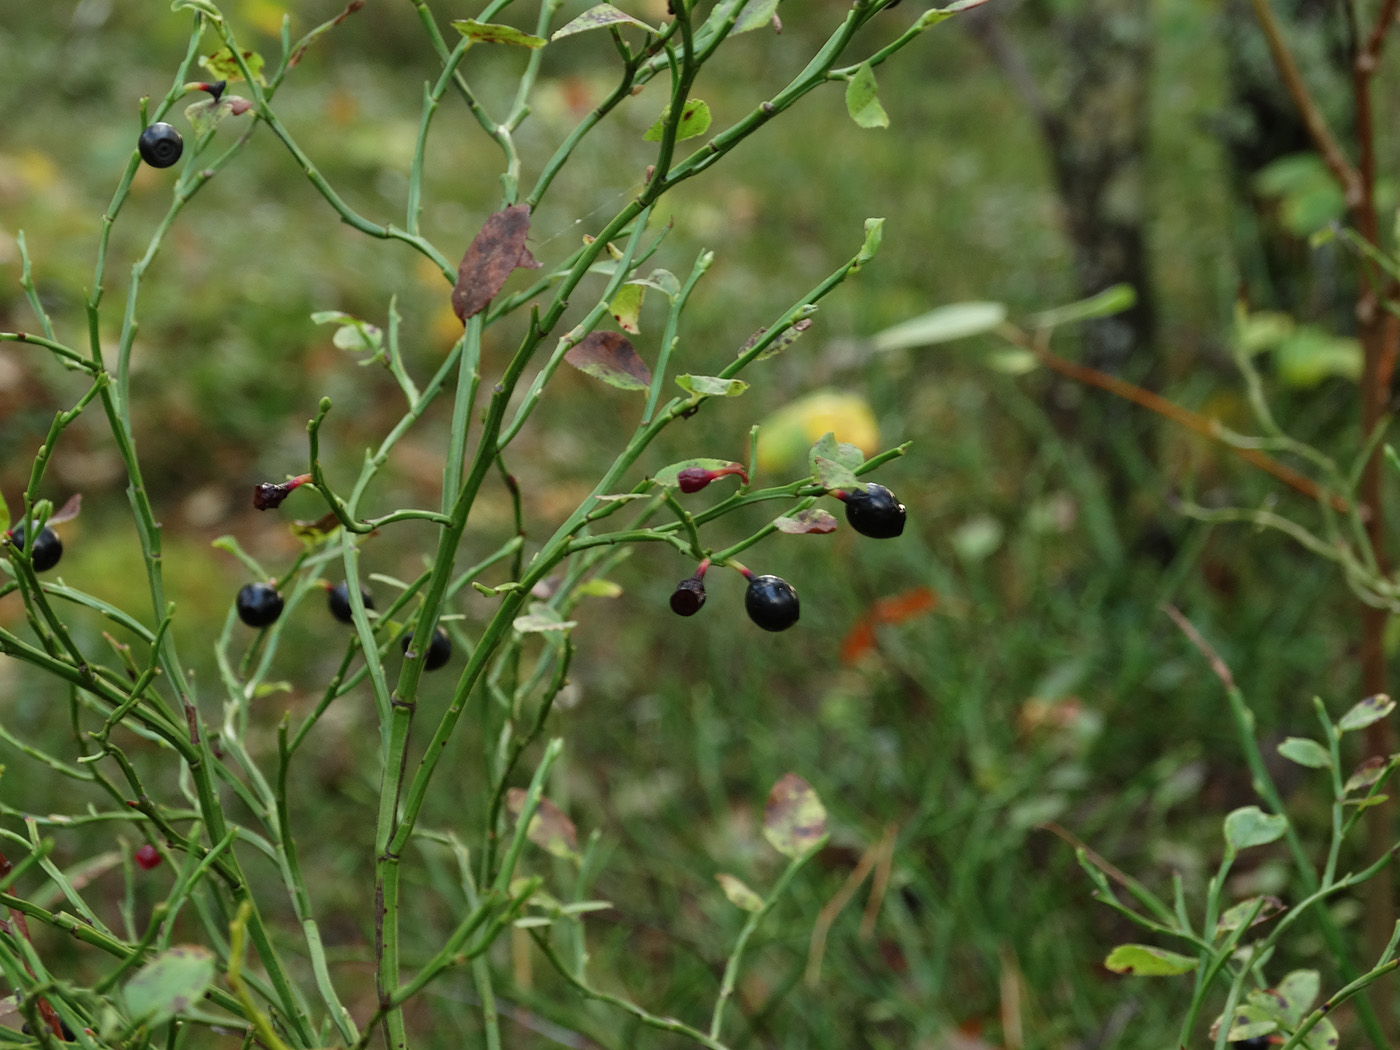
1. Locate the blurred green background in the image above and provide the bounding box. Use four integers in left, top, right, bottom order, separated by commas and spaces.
1, 1, 1395, 1048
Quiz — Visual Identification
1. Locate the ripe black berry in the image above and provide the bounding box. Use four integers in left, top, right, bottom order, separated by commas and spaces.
670, 576, 706, 616
138, 122, 184, 168
9, 524, 63, 572
1228, 1037, 1273, 1050
841, 483, 906, 539
236, 583, 284, 628
22, 1020, 75, 1041
328, 581, 374, 624
402, 626, 452, 671
744, 574, 799, 632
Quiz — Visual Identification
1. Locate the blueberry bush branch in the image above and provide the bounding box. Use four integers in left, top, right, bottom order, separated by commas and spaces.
0, 0, 954, 1045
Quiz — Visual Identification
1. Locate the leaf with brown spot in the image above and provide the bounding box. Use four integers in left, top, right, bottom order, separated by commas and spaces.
564, 331, 652, 391
774, 508, 838, 535
763, 773, 827, 858
452, 205, 542, 322
507, 788, 580, 861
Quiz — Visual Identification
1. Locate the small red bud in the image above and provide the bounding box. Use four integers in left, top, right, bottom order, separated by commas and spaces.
253, 474, 312, 510
677, 467, 712, 493
134, 844, 162, 870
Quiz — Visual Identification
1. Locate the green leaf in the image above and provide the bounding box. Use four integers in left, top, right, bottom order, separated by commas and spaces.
1344, 756, 1388, 794
808, 432, 865, 475
1273, 326, 1362, 388
199, 46, 265, 85
856, 217, 884, 265
552, 3, 657, 40
871, 302, 1008, 351
739, 317, 815, 361
633, 268, 681, 299
451, 19, 547, 47
609, 283, 644, 334
1223, 806, 1288, 855
1102, 944, 1198, 976
576, 578, 623, 599
917, 0, 991, 29
513, 603, 577, 634
289, 513, 340, 548
845, 62, 889, 129
1304, 1017, 1341, 1050
654, 458, 746, 488
763, 773, 828, 858
1214, 895, 1284, 935
171, 0, 222, 20
715, 873, 764, 912
312, 311, 384, 357
734, 0, 781, 32
676, 374, 749, 398
506, 789, 580, 861
123, 946, 216, 1024
1028, 284, 1137, 329
644, 99, 712, 142
1277, 737, 1331, 769
812, 457, 862, 492
1339, 693, 1395, 732
1276, 970, 1320, 1025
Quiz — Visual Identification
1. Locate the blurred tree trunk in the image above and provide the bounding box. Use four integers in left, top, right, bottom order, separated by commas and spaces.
968, 0, 1156, 380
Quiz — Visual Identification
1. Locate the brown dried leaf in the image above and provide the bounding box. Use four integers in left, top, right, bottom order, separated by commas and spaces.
452, 204, 542, 322
564, 331, 652, 391
506, 787, 581, 860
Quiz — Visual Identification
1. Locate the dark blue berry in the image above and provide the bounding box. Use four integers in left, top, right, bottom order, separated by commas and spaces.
9, 523, 62, 572
138, 122, 183, 168
842, 483, 906, 539
744, 574, 799, 632
236, 583, 284, 628
328, 581, 374, 624
402, 626, 452, 671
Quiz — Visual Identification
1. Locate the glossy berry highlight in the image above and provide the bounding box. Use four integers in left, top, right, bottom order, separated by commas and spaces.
134, 844, 162, 870
236, 583, 284, 628
138, 122, 183, 168
744, 574, 800, 632
8, 523, 62, 572
403, 626, 452, 671
839, 483, 906, 539
328, 581, 375, 624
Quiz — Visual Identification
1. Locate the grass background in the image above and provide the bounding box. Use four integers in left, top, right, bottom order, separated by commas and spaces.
0, 1, 1390, 1047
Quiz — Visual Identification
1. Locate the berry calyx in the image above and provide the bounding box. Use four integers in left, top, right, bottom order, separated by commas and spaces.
8, 523, 63, 572
670, 561, 710, 616
138, 122, 184, 168
253, 473, 313, 510
402, 626, 452, 671
744, 573, 800, 632
134, 844, 162, 870
328, 581, 374, 624
236, 583, 284, 628
837, 483, 906, 539
676, 463, 749, 494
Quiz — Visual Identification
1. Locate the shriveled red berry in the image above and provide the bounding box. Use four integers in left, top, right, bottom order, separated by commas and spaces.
134, 844, 162, 870
670, 576, 706, 615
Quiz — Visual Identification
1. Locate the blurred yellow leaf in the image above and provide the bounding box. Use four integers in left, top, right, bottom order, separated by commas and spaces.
756, 391, 879, 474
